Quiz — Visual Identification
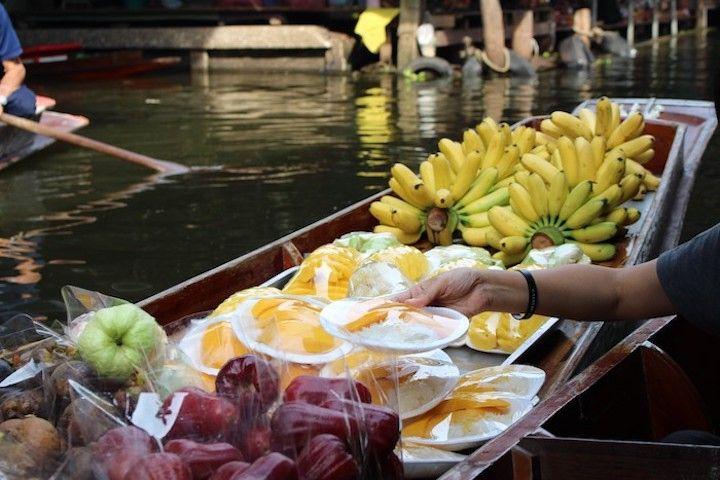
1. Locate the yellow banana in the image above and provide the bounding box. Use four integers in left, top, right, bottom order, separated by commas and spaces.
634, 149, 655, 165
492, 249, 528, 267
606, 207, 628, 225
625, 207, 641, 225
628, 118, 646, 139
595, 153, 626, 193
391, 207, 423, 233
389, 177, 424, 209
439, 138, 465, 172
594, 97, 612, 138
575, 136, 596, 182
392, 163, 432, 207
624, 158, 645, 178
521, 153, 561, 184
511, 125, 524, 143
609, 134, 654, 159
499, 123, 512, 147
565, 199, 606, 229
457, 167, 499, 207
590, 135, 606, 170
535, 131, 559, 147
492, 175, 516, 191
451, 150, 483, 201
643, 171, 661, 191
547, 171, 568, 219
412, 182, 436, 207
458, 186, 510, 215
488, 206, 531, 237
476, 118, 498, 148
381, 195, 423, 216
570, 241, 616, 262
419, 160, 436, 194
509, 183, 540, 223
569, 222, 618, 243
608, 103, 621, 138
500, 235, 529, 254
607, 112, 643, 149
517, 127, 536, 155
485, 226, 505, 250
559, 180, 593, 221
514, 170, 532, 191
495, 145, 520, 179
593, 184, 622, 210
550, 148, 563, 170
430, 153, 453, 190
462, 212, 490, 228
540, 119, 564, 139
434, 188, 455, 208
578, 108, 596, 135
374, 225, 422, 244
551, 111, 594, 140
527, 173, 549, 219
557, 136, 579, 187
481, 133, 505, 169
619, 174, 643, 203
462, 129, 484, 154
460, 225, 495, 246
370, 201, 396, 226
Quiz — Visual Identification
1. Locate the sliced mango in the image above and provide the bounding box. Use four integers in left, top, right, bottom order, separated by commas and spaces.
200, 322, 250, 369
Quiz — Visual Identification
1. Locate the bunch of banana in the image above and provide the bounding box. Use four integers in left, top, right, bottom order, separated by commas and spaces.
538, 98, 660, 195
485, 171, 628, 264
370, 117, 523, 246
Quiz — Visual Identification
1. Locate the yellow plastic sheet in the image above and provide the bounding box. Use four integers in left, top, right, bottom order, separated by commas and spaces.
354, 8, 399, 53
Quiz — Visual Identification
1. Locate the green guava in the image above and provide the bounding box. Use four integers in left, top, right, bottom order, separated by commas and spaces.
77, 304, 160, 381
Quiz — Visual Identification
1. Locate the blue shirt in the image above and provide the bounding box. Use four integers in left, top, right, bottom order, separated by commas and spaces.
0, 5, 22, 61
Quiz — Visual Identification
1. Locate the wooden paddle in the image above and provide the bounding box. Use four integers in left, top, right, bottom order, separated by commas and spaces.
0, 112, 190, 174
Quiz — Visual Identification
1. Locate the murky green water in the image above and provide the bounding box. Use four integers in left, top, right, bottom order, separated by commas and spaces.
1, 31, 718, 321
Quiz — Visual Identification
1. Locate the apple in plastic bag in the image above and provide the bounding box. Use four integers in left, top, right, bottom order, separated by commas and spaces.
163, 387, 239, 442
78, 304, 162, 381
94, 426, 158, 480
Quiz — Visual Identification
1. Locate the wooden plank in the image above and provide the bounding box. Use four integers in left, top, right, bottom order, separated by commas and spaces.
518, 436, 720, 479
397, 0, 422, 69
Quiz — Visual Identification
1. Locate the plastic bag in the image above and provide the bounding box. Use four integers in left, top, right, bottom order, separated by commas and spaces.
334, 231, 401, 255
425, 257, 505, 280
424, 245, 503, 273
348, 261, 413, 298
363, 246, 429, 282
282, 244, 360, 300
466, 311, 551, 353
518, 243, 590, 269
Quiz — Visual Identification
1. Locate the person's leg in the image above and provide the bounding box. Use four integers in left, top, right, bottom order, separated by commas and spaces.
573, 7, 593, 47
512, 10, 535, 61
480, 0, 507, 70
4, 85, 37, 118
661, 430, 720, 446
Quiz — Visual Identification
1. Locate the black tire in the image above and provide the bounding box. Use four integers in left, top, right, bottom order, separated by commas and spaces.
404, 57, 454, 78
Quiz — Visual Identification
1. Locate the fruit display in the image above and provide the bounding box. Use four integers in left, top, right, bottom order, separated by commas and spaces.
467, 311, 551, 353
282, 245, 360, 300
363, 245, 429, 282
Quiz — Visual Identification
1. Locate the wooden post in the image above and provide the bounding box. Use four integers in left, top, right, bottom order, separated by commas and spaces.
397, 0, 422, 70
651, 0, 660, 40
696, 0, 708, 29
190, 50, 209, 72
627, 0, 636, 46
670, 0, 678, 35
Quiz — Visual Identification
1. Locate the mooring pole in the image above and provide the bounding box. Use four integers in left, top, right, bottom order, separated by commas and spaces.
627, 0, 636, 46
651, 0, 660, 40
696, 0, 708, 29
397, 0, 422, 70
670, 0, 678, 35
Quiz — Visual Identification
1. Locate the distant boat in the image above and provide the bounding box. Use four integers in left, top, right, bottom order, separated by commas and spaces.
0, 95, 88, 171
21, 43, 181, 81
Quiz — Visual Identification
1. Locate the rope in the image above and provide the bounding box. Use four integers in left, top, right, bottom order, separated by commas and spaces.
480, 47, 511, 73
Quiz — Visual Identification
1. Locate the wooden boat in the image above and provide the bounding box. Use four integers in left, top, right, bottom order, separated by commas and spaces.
22, 45, 181, 81
0, 96, 89, 172
139, 98, 718, 479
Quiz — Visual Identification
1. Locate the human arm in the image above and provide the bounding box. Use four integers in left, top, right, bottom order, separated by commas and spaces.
394, 260, 676, 321
0, 57, 25, 99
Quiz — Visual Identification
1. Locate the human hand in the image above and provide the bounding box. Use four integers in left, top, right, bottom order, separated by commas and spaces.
392, 268, 493, 317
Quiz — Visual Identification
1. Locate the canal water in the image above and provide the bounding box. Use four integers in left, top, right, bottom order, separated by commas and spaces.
1, 31, 718, 322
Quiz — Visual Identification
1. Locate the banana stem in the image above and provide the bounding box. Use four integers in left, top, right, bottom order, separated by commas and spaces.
426, 207, 450, 232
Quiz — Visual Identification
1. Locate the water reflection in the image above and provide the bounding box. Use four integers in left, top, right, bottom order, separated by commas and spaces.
0, 31, 718, 321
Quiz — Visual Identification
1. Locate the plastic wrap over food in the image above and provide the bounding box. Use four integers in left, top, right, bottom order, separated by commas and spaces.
425, 257, 505, 280
210, 286, 283, 317
333, 231, 402, 255
348, 261, 413, 298
466, 311, 551, 353
401, 365, 544, 451
282, 244, 360, 300
519, 243, 591, 268
320, 298, 469, 354
363, 245, 429, 282
424, 245, 503, 273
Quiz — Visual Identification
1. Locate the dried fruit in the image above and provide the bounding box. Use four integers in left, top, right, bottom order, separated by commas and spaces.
165, 439, 244, 480
164, 387, 239, 442
132, 452, 192, 480
94, 426, 158, 480
209, 461, 250, 480
283, 376, 371, 406
216, 355, 279, 413
297, 434, 359, 480
0, 415, 63, 465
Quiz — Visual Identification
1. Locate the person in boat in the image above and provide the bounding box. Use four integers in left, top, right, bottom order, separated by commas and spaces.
395, 223, 720, 444
0, 5, 36, 118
